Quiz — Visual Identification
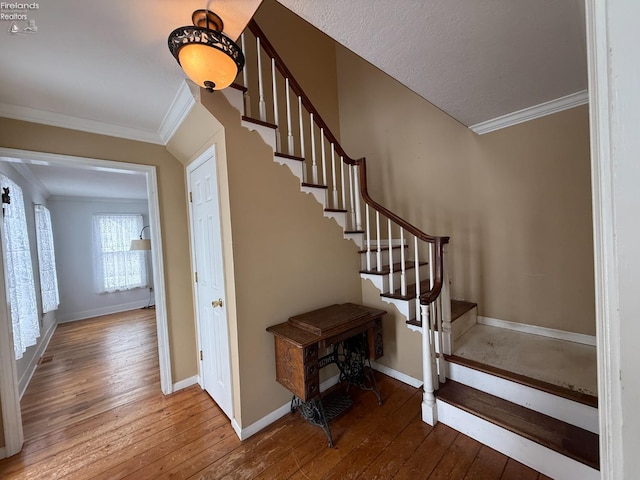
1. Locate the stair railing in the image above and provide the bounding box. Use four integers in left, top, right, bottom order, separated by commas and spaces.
239, 20, 451, 407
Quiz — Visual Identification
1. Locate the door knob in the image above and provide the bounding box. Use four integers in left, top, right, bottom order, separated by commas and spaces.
212, 298, 223, 308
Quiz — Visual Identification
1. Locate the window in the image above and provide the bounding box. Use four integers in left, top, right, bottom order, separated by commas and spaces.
93, 214, 147, 293
1, 174, 40, 360
34, 204, 60, 313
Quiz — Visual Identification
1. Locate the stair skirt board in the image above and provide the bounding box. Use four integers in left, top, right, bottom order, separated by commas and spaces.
436, 399, 600, 480
447, 361, 599, 434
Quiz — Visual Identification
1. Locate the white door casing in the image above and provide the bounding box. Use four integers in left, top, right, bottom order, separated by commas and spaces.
188, 146, 233, 419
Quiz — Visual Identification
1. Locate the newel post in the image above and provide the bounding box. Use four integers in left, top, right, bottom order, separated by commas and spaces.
421, 303, 438, 425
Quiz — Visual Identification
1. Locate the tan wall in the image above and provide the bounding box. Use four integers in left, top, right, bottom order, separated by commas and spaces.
201, 90, 362, 427
0, 118, 197, 383
336, 47, 595, 355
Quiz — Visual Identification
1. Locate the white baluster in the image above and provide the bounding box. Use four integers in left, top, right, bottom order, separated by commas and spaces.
388, 219, 394, 293
241, 34, 251, 117
331, 146, 338, 208
271, 58, 281, 152
256, 37, 266, 122
320, 129, 327, 186
354, 166, 362, 231
421, 303, 438, 426
340, 156, 346, 211
415, 236, 421, 327
349, 165, 357, 230
285, 78, 294, 155
400, 228, 407, 296
310, 114, 318, 184
376, 212, 382, 272
365, 204, 372, 271
441, 245, 452, 356
428, 243, 438, 388
298, 96, 305, 160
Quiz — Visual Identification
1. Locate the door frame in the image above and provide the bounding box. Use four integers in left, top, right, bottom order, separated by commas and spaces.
186, 144, 234, 419
0, 147, 173, 455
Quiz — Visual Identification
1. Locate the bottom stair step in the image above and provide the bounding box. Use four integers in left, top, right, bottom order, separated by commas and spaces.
436, 380, 599, 476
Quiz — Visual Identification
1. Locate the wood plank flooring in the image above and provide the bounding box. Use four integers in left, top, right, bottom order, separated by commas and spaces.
0, 309, 548, 479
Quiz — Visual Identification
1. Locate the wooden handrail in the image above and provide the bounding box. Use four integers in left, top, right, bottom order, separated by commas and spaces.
246, 20, 449, 305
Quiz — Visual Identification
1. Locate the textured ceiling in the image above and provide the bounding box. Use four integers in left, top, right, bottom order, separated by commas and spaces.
276, 0, 588, 126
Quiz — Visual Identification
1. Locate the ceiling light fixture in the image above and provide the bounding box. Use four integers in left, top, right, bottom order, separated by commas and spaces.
168, 2, 245, 92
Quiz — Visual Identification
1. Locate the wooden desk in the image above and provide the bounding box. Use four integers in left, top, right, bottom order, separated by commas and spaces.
267, 303, 385, 446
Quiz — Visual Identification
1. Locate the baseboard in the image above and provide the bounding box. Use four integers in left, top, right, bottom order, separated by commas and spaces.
371, 361, 422, 388
0, 447, 6, 460
57, 301, 149, 323
477, 316, 596, 346
172, 375, 199, 392
437, 399, 599, 480
231, 373, 341, 441
19, 319, 58, 399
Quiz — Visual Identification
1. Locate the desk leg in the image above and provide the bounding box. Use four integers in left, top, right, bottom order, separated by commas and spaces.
291, 396, 334, 448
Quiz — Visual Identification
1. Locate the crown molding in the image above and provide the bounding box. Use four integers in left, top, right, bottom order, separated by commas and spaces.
157, 80, 199, 145
469, 90, 589, 135
0, 102, 164, 145
10, 163, 51, 198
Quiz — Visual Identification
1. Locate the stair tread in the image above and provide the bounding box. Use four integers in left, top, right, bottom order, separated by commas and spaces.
301, 182, 328, 189
451, 300, 477, 321
381, 279, 431, 300
360, 261, 428, 276
345, 230, 365, 234
437, 380, 599, 470
325, 208, 348, 213
445, 354, 598, 408
275, 152, 305, 162
230, 82, 248, 93
242, 116, 277, 129
358, 244, 408, 254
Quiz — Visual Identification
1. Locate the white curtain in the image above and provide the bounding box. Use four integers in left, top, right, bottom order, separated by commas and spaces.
93, 214, 147, 293
34, 204, 60, 313
1, 174, 40, 360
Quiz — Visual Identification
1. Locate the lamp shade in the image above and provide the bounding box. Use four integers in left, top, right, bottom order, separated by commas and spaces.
130, 239, 151, 251
168, 9, 245, 92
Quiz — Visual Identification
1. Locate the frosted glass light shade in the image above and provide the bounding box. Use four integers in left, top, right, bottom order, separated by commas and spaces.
178, 43, 239, 90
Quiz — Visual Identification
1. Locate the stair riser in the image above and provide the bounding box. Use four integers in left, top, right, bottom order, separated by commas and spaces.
377, 295, 416, 320
446, 362, 599, 434
452, 307, 476, 341
358, 247, 407, 268
436, 400, 599, 480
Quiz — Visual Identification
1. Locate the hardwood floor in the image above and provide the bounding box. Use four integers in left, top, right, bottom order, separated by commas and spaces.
0, 310, 548, 479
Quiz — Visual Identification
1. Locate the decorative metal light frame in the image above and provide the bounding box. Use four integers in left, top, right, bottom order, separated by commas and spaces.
168, 8, 245, 92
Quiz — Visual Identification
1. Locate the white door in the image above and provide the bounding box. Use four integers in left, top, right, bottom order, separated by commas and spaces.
189, 148, 233, 419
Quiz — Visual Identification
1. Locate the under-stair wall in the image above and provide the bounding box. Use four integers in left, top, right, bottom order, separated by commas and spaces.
200, 89, 363, 431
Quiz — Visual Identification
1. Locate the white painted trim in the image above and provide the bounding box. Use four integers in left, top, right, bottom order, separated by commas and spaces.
371, 361, 422, 388
57, 301, 150, 324
477, 316, 596, 346
18, 318, 58, 399
437, 400, 599, 480
11, 163, 51, 198
469, 90, 589, 135
172, 375, 199, 392
231, 374, 341, 441
447, 361, 599, 434
0, 102, 163, 145
158, 81, 198, 145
